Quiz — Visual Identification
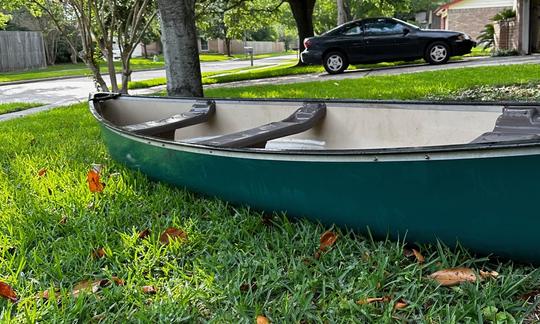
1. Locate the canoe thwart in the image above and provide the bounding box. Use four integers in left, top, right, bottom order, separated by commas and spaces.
121, 100, 216, 137
472, 106, 540, 143
194, 102, 327, 148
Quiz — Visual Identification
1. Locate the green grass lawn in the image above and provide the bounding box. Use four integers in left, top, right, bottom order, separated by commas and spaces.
2, 102, 540, 322
0, 102, 42, 115
0, 52, 295, 84
128, 64, 274, 90
205, 64, 540, 100
0, 58, 164, 84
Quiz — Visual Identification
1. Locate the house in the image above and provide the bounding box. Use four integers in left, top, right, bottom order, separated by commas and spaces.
435, 0, 539, 54
434, 0, 514, 40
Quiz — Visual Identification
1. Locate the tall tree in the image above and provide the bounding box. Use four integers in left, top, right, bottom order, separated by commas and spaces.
157, 0, 203, 97
336, 0, 351, 25
287, 0, 316, 64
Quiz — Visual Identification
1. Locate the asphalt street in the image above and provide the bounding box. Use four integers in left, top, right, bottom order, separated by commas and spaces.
0, 55, 297, 106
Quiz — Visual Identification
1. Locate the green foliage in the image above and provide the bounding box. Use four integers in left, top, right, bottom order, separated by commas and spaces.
0, 12, 11, 29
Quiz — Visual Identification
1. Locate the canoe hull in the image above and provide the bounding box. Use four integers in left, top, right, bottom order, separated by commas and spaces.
100, 124, 540, 263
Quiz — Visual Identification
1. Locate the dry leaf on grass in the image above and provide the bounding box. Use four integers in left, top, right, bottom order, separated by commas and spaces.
479, 270, 499, 280
87, 164, 105, 193
38, 277, 125, 300
357, 296, 392, 305
159, 227, 187, 245
256, 315, 270, 324
92, 247, 106, 259
138, 229, 151, 239
37, 168, 47, 177
394, 298, 408, 310
429, 267, 477, 286
314, 230, 338, 259
520, 289, 540, 301
142, 285, 157, 294
403, 246, 425, 263
0, 281, 18, 302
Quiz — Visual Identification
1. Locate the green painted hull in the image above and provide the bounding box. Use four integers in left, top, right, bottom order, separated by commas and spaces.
99, 125, 540, 263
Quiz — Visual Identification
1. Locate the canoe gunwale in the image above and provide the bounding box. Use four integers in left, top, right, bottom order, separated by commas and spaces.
89, 92, 540, 158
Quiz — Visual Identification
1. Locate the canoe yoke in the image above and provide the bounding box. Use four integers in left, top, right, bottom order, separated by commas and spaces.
121, 100, 216, 137
194, 102, 327, 148
472, 106, 540, 143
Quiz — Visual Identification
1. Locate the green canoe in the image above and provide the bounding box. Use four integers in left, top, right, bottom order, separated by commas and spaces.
90, 93, 540, 263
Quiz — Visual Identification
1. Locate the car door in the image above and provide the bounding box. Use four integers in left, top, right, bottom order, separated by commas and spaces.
362, 19, 417, 61
325, 22, 366, 63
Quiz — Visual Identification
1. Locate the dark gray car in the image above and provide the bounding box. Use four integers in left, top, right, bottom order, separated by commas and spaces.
301, 17, 476, 74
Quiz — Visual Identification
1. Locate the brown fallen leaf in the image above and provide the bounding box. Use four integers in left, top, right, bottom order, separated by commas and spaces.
357, 296, 392, 305
71, 278, 122, 298
87, 164, 105, 193
319, 230, 338, 251
256, 315, 270, 324
520, 289, 540, 301
92, 247, 106, 259
0, 281, 18, 302
479, 270, 499, 280
314, 230, 338, 259
429, 267, 477, 286
142, 285, 157, 294
111, 277, 125, 286
412, 249, 425, 264
159, 227, 187, 245
394, 298, 408, 310
138, 229, 151, 239
38, 288, 61, 301
38, 168, 47, 177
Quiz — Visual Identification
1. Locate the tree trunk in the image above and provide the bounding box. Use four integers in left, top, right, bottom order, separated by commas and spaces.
337, 0, 351, 25
142, 43, 148, 58
225, 38, 231, 57
157, 0, 203, 97
287, 0, 316, 65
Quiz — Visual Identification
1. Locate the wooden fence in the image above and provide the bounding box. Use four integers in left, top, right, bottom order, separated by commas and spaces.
0, 31, 47, 72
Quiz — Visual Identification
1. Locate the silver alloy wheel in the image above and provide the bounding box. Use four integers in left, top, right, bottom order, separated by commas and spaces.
326, 54, 344, 72
429, 45, 448, 63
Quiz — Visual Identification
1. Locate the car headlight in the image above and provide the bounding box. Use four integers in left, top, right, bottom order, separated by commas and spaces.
457, 34, 471, 41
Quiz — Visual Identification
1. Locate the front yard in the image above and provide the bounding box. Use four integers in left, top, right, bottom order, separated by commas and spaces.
1, 64, 540, 322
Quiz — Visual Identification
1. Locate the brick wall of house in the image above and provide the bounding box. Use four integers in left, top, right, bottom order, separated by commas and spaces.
447, 7, 512, 40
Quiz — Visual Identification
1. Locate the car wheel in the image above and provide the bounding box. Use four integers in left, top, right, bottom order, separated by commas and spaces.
323, 52, 348, 74
425, 42, 450, 64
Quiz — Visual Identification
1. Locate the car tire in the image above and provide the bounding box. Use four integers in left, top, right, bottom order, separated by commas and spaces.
323, 52, 348, 74
425, 42, 450, 65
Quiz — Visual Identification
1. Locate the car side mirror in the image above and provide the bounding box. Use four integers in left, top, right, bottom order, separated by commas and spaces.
403, 28, 410, 35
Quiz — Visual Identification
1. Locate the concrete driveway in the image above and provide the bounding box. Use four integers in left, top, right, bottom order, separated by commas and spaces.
0, 55, 297, 106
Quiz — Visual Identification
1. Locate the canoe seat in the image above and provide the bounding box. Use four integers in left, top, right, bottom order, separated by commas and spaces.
121, 100, 216, 136
195, 102, 326, 148
472, 106, 540, 143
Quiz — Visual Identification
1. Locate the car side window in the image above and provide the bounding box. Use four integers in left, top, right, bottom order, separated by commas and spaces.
364, 20, 404, 36
342, 24, 363, 36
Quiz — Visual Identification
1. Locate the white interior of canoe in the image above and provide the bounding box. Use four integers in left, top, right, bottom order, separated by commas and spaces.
100, 97, 503, 150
